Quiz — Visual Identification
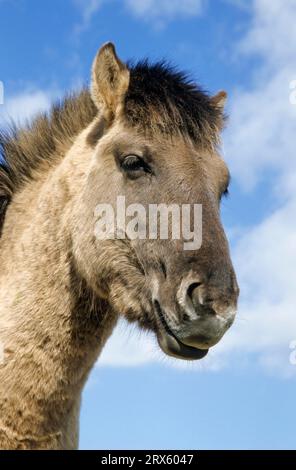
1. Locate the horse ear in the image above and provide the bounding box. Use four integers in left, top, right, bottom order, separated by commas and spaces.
91, 42, 130, 117
211, 90, 227, 110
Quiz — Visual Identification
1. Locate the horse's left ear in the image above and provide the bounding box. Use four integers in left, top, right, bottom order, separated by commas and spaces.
211, 90, 227, 110
91, 42, 130, 118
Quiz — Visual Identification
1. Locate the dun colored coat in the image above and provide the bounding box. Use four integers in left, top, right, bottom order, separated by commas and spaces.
0, 43, 239, 449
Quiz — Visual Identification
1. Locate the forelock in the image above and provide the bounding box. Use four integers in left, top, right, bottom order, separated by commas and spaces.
124, 60, 225, 148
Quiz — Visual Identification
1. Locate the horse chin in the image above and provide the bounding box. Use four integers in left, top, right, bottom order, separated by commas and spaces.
157, 329, 208, 361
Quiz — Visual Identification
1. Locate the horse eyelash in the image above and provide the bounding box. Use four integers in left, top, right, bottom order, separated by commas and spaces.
122, 155, 152, 174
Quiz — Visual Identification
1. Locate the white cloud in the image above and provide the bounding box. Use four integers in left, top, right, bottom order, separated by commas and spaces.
239, 0, 296, 67
0, 81, 4, 105
73, 0, 104, 35
125, 0, 203, 21
73, 0, 203, 33
220, 0, 296, 377
98, 319, 160, 367
225, 69, 296, 192
0, 89, 54, 127
211, 197, 296, 378
225, 0, 296, 193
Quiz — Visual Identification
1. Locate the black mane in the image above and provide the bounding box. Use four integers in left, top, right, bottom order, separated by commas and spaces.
125, 60, 224, 144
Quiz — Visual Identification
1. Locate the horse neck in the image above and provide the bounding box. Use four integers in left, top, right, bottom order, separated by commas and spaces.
0, 128, 118, 449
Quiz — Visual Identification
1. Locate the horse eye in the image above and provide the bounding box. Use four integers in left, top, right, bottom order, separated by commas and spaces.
121, 155, 151, 174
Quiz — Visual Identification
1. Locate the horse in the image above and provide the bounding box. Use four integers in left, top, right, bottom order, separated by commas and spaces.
0, 43, 239, 449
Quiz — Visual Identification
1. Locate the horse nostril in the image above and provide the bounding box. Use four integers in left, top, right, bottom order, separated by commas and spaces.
187, 282, 202, 310
186, 282, 215, 313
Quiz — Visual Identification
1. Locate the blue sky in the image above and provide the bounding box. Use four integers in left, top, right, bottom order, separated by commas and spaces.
1, 0, 296, 450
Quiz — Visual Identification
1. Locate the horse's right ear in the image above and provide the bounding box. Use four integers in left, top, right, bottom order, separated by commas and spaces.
91, 42, 130, 118
211, 90, 227, 110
